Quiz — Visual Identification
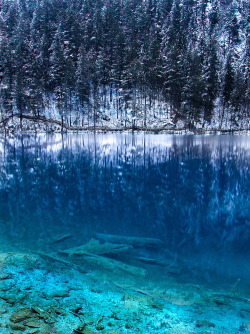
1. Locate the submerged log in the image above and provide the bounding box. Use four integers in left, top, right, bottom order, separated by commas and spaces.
48, 234, 72, 244
61, 239, 132, 256
135, 256, 167, 267
95, 233, 164, 248
33, 251, 88, 273
59, 249, 146, 277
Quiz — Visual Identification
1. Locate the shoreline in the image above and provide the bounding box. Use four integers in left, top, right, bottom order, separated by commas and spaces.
0, 114, 249, 135
1, 126, 249, 136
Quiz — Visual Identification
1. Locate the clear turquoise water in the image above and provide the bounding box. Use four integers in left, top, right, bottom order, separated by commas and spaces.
0, 133, 250, 287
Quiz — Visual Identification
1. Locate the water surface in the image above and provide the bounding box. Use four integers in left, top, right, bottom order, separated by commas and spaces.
0, 133, 250, 288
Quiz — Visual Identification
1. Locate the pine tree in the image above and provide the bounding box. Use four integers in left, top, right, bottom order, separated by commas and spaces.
223, 54, 234, 106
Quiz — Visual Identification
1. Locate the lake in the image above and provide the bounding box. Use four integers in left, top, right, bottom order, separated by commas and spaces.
0, 133, 249, 333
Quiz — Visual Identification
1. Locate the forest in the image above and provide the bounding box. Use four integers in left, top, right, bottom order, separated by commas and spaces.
0, 0, 250, 130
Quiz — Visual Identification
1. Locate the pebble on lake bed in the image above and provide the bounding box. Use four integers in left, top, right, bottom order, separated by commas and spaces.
196, 320, 215, 328
239, 323, 250, 331
10, 307, 33, 323
96, 323, 104, 330
0, 306, 7, 314
8, 322, 26, 330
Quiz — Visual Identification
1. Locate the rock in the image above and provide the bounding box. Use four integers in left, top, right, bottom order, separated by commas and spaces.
125, 322, 133, 329
0, 273, 11, 280
32, 308, 56, 324
10, 307, 33, 323
24, 319, 43, 328
239, 323, 250, 331
50, 307, 66, 315
0, 306, 7, 314
26, 330, 40, 334
110, 311, 124, 320
6, 297, 17, 305
70, 305, 84, 315
240, 309, 250, 320
74, 323, 86, 333
0, 283, 12, 291
90, 288, 103, 294
107, 321, 115, 327
212, 298, 229, 306
96, 323, 104, 330
8, 322, 26, 330
164, 330, 197, 334
83, 317, 95, 325
52, 290, 69, 298
3, 253, 37, 268
196, 320, 215, 328
123, 293, 152, 309
75, 327, 98, 334
43, 316, 56, 324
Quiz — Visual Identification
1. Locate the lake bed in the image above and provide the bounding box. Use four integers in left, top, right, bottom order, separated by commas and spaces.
0, 133, 249, 334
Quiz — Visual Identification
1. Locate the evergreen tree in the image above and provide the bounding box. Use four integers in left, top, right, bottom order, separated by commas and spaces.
0, 0, 249, 128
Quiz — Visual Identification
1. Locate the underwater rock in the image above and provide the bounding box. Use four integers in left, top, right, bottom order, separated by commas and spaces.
26, 330, 40, 334
90, 287, 103, 294
42, 315, 56, 324
83, 316, 95, 325
125, 322, 133, 329
110, 311, 124, 320
0, 282, 12, 292
31, 307, 56, 324
107, 321, 115, 327
52, 290, 69, 298
212, 297, 229, 306
8, 322, 26, 330
95, 233, 164, 248
24, 319, 43, 328
6, 296, 17, 305
239, 322, 250, 331
76, 322, 86, 331
10, 307, 33, 322
50, 307, 66, 316
1, 253, 37, 268
0, 273, 11, 280
0, 306, 7, 314
0, 253, 13, 264
164, 329, 201, 334
96, 323, 105, 330
74, 327, 99, 334
240, 309, 250, 320
70, 305, 83, 315
0, 293, 18, 305
196, 320, 215, 328
123, 293, 152, 309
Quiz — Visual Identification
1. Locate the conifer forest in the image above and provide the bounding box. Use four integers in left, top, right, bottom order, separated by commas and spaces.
0, 0, 250, 130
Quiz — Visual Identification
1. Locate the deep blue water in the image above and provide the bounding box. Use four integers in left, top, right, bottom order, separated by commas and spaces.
0, 133, 250, 287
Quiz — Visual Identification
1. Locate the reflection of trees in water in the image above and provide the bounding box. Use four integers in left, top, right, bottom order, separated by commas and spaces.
0, 135, 249, 255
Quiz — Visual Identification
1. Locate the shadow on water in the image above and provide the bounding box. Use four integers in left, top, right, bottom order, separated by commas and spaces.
0, 133, 250, 290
